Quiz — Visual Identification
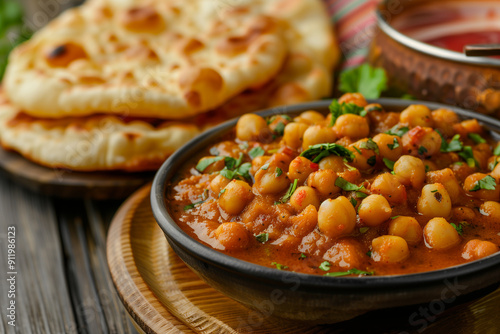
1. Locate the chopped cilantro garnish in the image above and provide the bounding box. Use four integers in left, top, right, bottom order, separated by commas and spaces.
390, 215, 400, 220
220, 162, 252, 180
494, 143, 500, 156
359, 138, 380, 154
255, 233, 269, 243
438, 131, 463, 153
350, 198, 357, 207
275, 167, 283, 177
271, 262, 288, 270
218, 189, 226, 197
300, 143, 355, 163
239, 142, 249, 150
319, 261, 331, 271
273, 122, 286, 136
359, 227, 369, 234
324, 268, 374, 277
249, 146, 265, 159
356, 191, 368, 199
300, 253, 307, 259
366, 251, 372, 257
385, 124, 409, 137
425, 165, 430, 173
260, 163, 270, 170
338, 64, 388, 99
470, 175, 497, 192
383, 158, 395, 170
329, 100, 367, 126
335, 177, 364, 191
468, 133, 486, 144
278, 179, 298, 204
196, 156, 225, 172
418, 146, 428, 155
387, 138, 400, 150
367, 156, 377, 167
353, 146, 362, 155
458, 146, 478, 168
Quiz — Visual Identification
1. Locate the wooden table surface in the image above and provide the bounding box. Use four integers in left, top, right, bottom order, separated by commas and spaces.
0, 173, 140, 334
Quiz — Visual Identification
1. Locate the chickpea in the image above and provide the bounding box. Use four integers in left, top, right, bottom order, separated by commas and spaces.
452, 206, 476, 222
338, 93, 367, 107
462, 239, 499, 260
426, 168, 461, 202
480, 201, 500, 222
338, 169, 362, 185
253, 154, 290, 194
307, 169, 340, 198
288, 156, 319, 184
209, 174, 231, 195
302, 125, 337, 151
250, 155, 271, 175
394, 155, 425, 188
283, 122, 309, 149
454, 119, 482, 137
388, 216, 423, 246
432, 108, 460, 137
370, 173, 407, 204
373, 133, 403, 162
400, 104, 434, 128
349, 139, 378, 170
294, 110, 325, 125
323, 239, 363, 269
423, 217, 460, 250
218, 180, 254, 215
333, 114, 370, 140
417, 183, 452, 218
463, 173, 500, 201
215, 222, 249, 250
236, 114, 268, 141
318, 155, 347, 172
371, 235, 410, 263
473, 143, 491, 170
290, 186, 320, 212
318, 196, 356, 239
402, 126, 442, 158
358, 195, 392, 227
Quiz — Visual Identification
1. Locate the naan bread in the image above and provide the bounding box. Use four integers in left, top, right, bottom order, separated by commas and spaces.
0, 94, 210, 171
3, 0, 288, 119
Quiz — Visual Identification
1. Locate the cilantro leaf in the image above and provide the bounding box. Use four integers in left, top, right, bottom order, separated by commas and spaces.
273, 122, 286, 136
260, 163, 270, 170
196, 156, 225, 172
470, 175, 497, 192
418, 146, 428, 155
359, 227, 369, 234
387, 138, 400, 150
359, 138, 380, 154
271, 262, 288, 270
278, 179, 298, 204
383, 158, 395, 170
438, 131, 463, 153
329, 100, 366, 126
385, 124, 409, 137
300, 143, 355, 163
324, 268, 374, 277
319, 261, 331, 271
335, 177, 364, 191
494, 143, 500, 156
350, 197, 357, 207
255, 233, 269, 243
458, 146, 478, 168
249, 146, 265, 159
450, 223, 463, 236
275, 167, 283, 177
468, 133, 486, 144
338, 63, 388, 99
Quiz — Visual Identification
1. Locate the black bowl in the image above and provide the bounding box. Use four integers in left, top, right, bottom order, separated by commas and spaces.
151, 98, 500, 324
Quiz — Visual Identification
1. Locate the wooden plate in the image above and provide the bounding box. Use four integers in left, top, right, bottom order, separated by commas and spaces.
107, 184, 500, 333
0, 147, 153, 199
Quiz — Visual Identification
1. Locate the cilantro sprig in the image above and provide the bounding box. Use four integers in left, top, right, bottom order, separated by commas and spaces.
300, 143, 355, 163
329, 100, 366, 126
385, 124, 409, 137
324, 268, 375, 277
338, 64, 388, 99
196, 154, 251, 180
470, 175, 497, 192
334, 177, 364, 192
277, 179, 298, 204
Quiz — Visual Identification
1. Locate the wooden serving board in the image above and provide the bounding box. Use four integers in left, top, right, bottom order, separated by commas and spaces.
0, 147, 153, 199
107, 184, 500, 334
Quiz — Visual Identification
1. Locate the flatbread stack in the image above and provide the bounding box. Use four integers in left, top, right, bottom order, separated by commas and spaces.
0, 0, 339, 171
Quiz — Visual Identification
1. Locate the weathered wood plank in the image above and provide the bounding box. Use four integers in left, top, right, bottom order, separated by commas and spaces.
0, 175, 76, 334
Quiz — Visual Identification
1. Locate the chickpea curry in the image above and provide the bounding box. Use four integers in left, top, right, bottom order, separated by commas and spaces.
167, 93, 500, 277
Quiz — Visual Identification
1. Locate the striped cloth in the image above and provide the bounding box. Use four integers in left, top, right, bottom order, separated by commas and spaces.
324, 0, 380, 69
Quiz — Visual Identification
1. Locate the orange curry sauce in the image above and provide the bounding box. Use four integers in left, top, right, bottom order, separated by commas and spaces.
167, 93, 500, 277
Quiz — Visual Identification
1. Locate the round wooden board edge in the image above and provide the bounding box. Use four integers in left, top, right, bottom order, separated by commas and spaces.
106, 183, 194, 334
0, 147, 153, 199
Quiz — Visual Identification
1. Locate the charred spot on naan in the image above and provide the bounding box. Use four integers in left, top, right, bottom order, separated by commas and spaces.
45, 43, 88, 68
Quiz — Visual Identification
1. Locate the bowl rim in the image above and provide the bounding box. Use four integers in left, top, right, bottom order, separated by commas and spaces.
151, 98, 500, 290
376, 0, 500, 67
